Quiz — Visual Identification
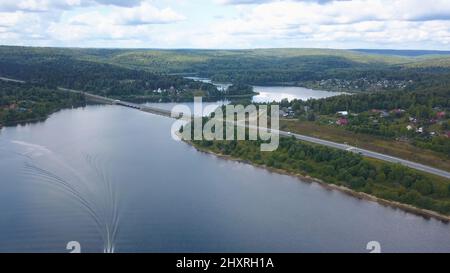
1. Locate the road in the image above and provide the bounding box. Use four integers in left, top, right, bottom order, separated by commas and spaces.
278, 130, 450, 179
0, 77, 25, 83
2, 76, 450, 179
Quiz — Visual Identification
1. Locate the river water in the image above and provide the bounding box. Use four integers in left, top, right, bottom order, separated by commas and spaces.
185, 76, 344, 103
252, 86, 345, 103
144, 82, 344, 117
0, 105, 449, 253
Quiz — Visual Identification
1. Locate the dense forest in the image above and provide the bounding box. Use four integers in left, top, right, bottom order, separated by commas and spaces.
0, 81, 85, 126
94, 48, 450, 91
3, 46, 450, 92
191, 135, 450, 215
0, 57, 228, 102
284, 81, 450, 115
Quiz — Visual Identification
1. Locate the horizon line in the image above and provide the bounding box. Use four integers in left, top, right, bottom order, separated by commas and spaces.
1, 44, 450, 53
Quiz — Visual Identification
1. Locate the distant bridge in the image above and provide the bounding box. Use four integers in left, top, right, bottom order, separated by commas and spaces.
57, 88, 185, 119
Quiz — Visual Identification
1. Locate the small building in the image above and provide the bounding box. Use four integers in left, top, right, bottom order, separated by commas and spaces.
437, 111, 446, 119
416, 127, 424, 134
406, 125, 413, 131
336, 118, 349, 126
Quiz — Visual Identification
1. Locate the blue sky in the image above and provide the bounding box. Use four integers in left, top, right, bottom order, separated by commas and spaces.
1, 0, 450, 49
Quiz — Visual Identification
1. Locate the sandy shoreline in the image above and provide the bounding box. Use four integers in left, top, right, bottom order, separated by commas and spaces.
185, 140, 450, 224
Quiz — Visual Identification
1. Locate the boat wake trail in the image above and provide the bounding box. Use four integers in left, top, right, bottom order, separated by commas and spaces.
14, 141, 121, 253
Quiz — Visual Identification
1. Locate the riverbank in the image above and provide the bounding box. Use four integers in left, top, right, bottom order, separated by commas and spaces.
0, 104, 87, 128
184, 139, 450, 223
280, 120, 450, 173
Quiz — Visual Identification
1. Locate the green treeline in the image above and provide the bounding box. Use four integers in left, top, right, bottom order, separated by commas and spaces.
192, 136, 450, 215
0, 57, 227, 102
4, 46, 450, 93
0, 81, 85, 126
283, 85, 450, 115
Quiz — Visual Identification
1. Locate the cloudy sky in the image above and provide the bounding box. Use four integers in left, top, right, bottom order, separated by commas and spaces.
1, 0, 449, 49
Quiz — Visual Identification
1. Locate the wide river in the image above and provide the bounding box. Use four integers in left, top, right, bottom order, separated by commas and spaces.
0, 105, 450, 253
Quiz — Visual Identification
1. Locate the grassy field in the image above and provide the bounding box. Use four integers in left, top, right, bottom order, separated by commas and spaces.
280, 119, 450, 172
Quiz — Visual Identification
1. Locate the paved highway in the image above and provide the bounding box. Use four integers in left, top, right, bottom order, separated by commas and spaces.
0, 77, 25, 83
277, 130, 450, 179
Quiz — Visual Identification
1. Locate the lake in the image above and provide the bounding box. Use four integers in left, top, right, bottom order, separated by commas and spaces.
252, 86, 345, 103
185, 77, 344, 103
0, 105, 449, 253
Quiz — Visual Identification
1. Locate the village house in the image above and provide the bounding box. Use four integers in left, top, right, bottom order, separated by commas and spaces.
336, 117, 349, 126
437, 111, 446, 119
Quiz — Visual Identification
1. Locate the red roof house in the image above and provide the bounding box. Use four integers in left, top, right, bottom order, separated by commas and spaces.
336, 118, 349, 126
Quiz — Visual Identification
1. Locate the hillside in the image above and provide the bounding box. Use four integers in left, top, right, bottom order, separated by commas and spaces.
2, 46, 450, 92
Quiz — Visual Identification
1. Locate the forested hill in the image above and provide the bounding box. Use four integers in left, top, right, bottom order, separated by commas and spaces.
3, 46, 450, 89
0, 48, 224, 102
77, 47, 450, 90
1, 46, 450, 95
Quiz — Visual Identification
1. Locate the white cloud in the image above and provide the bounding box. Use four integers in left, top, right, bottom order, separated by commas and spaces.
68, 3, 184, 26
0, 0, 146, 12
192, 0, 450, 49
0, 1, 186, 46
115, 2, 185, 25
1, 0, 450, 49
